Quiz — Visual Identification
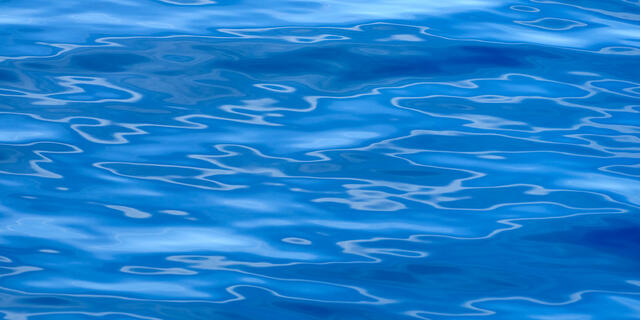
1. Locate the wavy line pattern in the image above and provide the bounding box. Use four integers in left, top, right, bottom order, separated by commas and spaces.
0, 0, 639, 319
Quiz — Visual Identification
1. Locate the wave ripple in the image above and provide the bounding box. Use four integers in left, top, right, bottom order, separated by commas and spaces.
1, 0, 639, 319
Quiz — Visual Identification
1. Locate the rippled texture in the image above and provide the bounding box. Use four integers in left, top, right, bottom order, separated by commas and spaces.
1, 0, 640, 319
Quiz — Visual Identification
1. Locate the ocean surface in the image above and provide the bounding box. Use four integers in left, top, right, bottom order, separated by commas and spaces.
1, 0, 640, 319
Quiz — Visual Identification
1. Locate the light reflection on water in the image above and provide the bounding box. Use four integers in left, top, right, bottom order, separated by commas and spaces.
1, 0, 640, 319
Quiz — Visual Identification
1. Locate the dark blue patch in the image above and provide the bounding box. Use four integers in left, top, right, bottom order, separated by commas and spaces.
70, 53, 150, 72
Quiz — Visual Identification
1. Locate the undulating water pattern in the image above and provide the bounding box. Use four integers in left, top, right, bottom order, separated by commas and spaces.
1, 0, 640, 319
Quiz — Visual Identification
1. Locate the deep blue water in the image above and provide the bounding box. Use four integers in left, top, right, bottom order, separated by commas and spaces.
1, 0, 640, 319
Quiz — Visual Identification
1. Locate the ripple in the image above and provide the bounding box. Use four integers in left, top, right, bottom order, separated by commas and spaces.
514, 17, 587, 31
1, 0, 639, 318
104, 204, 152, 219
510, 5, 540, 13
281, 237, 312, 245
155, 0, 216, 5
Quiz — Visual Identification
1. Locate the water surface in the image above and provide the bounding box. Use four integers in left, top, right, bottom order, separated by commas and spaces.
1, 0, 640, 319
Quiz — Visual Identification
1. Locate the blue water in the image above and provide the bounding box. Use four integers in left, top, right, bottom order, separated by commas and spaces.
1, 0, 640, 319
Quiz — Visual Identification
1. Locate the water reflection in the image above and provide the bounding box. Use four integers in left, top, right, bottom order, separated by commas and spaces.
0, 0, 639, 319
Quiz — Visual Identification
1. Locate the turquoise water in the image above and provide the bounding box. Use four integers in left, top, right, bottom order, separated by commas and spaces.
1, 0, 640, 319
